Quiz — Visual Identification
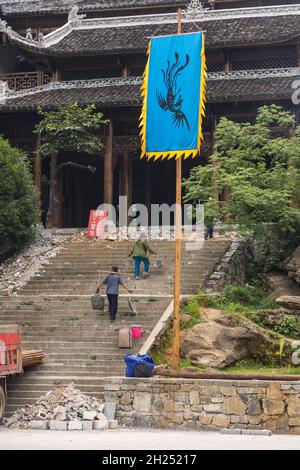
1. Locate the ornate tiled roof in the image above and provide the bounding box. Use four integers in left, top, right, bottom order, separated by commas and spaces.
0, 1, 186, 16
0, 69, 299, 112
2, 1, 298, 17
1, 5, 300, 56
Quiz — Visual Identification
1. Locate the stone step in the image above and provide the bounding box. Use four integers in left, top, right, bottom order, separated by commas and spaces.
20, 280, 205, 289
5, 393, 104, 409
54, 251, 225, 258
46, 251, 225, 259
23, 366, 126, 372
6, 385, 105, 395
42, 258, 217, 267
1, 301, 158, 306
7, 375, 113, 384
0, 304, 167, 309
0, 324, 157, 331
17, 318, 152, 323
3, 237, 231, 415
19, 335, 145, 342
57, 244, 229, 252
22, 274, 208, 285
23, 365, 125, 372
0, 308, 166, 314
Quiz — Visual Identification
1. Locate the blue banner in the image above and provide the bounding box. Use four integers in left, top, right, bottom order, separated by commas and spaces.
140, 32, 206, 160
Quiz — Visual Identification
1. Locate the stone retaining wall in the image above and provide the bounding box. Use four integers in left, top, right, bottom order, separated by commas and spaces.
205, 238, 253, 293
104, 377, 300, 434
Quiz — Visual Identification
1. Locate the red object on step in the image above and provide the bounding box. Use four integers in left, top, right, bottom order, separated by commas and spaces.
0, 325, 23, 376
87, 210, 108, 238
130, 325, 143, 339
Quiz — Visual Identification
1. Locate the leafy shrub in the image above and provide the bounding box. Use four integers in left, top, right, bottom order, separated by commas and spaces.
274, 316, 298, 337
197, 284, 277, 314
0, 137, 36, 256
180, 297, 201, 329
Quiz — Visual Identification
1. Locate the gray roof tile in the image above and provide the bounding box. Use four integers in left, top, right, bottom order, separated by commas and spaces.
6, 9, 300, 56
0, 72, 297, 112
0, 1, 185, 16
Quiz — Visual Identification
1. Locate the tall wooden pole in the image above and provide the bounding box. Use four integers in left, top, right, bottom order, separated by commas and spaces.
172, 9, 182, 370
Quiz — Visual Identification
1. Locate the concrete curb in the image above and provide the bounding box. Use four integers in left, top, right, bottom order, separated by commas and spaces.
221, 428, 272, 436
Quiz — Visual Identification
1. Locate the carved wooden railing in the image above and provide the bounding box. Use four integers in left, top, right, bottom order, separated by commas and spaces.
0, 71, 51, 92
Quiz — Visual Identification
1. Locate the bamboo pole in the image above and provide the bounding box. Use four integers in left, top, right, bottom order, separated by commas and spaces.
172, 9, 182, 370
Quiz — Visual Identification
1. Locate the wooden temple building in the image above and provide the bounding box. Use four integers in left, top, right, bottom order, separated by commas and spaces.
0, 0, 300, 227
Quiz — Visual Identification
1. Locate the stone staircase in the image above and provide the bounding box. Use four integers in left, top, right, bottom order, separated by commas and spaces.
0, 239, 231, 415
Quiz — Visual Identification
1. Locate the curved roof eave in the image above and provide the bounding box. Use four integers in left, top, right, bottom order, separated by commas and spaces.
0, 1, 185, 17
1, 5, 300, 57
0, 69, 299, 113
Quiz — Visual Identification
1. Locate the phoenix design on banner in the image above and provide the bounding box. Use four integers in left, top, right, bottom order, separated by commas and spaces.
156, 52, 190, 131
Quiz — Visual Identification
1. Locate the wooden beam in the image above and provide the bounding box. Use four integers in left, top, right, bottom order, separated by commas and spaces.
103, 120, 114, 205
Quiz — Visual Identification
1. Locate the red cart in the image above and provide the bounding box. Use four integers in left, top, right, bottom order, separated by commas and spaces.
0, 325, 23, 421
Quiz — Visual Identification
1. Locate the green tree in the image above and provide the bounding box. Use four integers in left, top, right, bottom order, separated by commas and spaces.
34, 103, 108, 228
183, 105, 300, 235
0, 136, 36, 256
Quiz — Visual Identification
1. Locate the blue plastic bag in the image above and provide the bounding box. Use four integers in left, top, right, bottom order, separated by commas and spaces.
124, 354, 155, 377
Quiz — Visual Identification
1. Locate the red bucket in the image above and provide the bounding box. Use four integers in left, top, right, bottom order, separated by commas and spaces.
130, 325, 143, 339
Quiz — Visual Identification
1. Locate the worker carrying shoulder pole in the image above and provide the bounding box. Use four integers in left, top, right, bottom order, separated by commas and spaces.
129, 233, 157, 280
97, 266, 132, 326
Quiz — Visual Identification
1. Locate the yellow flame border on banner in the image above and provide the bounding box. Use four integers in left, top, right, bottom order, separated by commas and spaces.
139, 34, 207, 161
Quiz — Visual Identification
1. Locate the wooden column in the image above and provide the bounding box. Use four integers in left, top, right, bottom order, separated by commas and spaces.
145, 163, 152, 213
123, 149, 130, 203
36, 63, 43, 86
127, 156, 133, 223
37, 71, 43, 87
210, 111, 219, 202
122, 57, 129, 78
103, 120, 114, 205
119, 148, 130, 225
34, 131, 42, 221
224, 54, 230, 73
52, 65, 60, 82
46, 153, 58, 228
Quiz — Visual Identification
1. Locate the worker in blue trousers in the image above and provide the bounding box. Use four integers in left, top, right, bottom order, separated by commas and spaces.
129, 234, 156, 280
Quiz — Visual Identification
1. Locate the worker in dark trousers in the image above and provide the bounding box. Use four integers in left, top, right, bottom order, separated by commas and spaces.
98, 266, 132, 326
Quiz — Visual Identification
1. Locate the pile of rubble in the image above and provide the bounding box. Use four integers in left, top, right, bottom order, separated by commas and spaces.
3, 384, 118, 431
0, 226, 74, 292
83, 226, 176, 242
